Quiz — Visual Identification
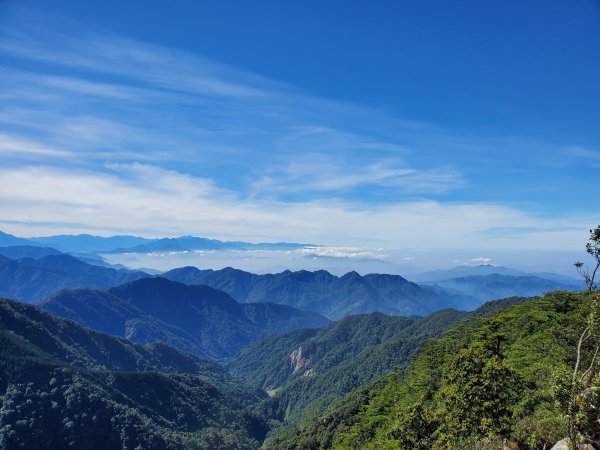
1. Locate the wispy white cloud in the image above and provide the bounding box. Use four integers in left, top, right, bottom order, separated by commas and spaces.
0, 19, 282, 100
0, 134, 73, 158
293, 247, 388, 259
277, 125, 410, 154
566, 146, 600, 160
0, 10, 596, 254
470, 257, 493, 264
0, 23, 465, 201
35, 75, 145, 100
251, 154, 463, 196
0, 164, 594, 252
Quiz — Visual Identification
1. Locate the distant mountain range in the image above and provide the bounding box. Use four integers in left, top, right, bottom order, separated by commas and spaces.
409, 263, 581, 285
0, 239, 583, 320
0, 297, 270, 449
0, 230, 32, 247
162, 266, 474, 319
40, 277, 329, 360
0, 244, 64, 260
422, 273, 582, 303
409, 264, 582, 303
0, 230, 312, 254
0, 252, 149, 302
162, 266, 582, 319
0, 243, 588, 449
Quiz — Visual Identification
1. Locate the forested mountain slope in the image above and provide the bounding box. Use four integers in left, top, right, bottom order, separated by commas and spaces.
40, 277, 329, 360
0, 298, 269, 449
231, 297, 525, 427
163, 266, 471, 319
267, 291, 600, 450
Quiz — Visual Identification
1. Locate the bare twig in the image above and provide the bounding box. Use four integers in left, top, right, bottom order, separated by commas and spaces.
581, 345, 600, 383
574, 326, 591, 383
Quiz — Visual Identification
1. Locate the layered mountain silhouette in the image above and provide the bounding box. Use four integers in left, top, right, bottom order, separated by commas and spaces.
162, 266, 476, 319
0, 253, 149, 302
0, 297, 270, 449
0, 229, 311, 254
0, 244, 63, 260
418, 272, 582, 303
0, 240, 582, 321
0, 230, 32, 247
410, 263, 582, 285
409, 263, 526, 281
163, 265, 582, 319
40, 277, 329, 360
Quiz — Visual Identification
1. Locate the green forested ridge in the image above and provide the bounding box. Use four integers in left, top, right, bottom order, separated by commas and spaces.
0, 298, 269, 449
164, 266, 581, 320
229, 297, 525, 437
268, 291, 600, 449
163, 266, 473, 319
40, 277, 329, 360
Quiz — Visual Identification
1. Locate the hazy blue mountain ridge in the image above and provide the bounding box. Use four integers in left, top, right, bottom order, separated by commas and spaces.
410, 263, 581, 284
0, 253, 149, 303
0, 231, 33, 247
0, 245, 64, 260
162, 267, 465, 319
419, 272, 582, 303
40, 277, 330, 360
16, 230, 312, 254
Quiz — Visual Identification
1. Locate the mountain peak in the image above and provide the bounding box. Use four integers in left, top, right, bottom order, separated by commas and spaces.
341, 270, 361, 279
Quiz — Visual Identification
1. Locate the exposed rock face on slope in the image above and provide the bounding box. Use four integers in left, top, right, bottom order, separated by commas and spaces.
289, 347, 310, 374
550, 439, 594, 450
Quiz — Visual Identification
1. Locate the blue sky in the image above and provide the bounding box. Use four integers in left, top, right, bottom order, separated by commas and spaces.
0, 0, 599, 258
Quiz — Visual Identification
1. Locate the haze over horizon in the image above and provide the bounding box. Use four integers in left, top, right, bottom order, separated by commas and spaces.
1, 1, 599, 267
0, 228, 583, 277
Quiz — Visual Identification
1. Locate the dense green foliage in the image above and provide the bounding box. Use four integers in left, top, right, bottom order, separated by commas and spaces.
0, 253, 147, 302
163, 266, 474, 319
41, 277, 329, 360
574, 224, 600, 294
270, 292, 600, 449
229, 298, 525, 438
0, 298, 269, 449
241, 313, 425, 424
